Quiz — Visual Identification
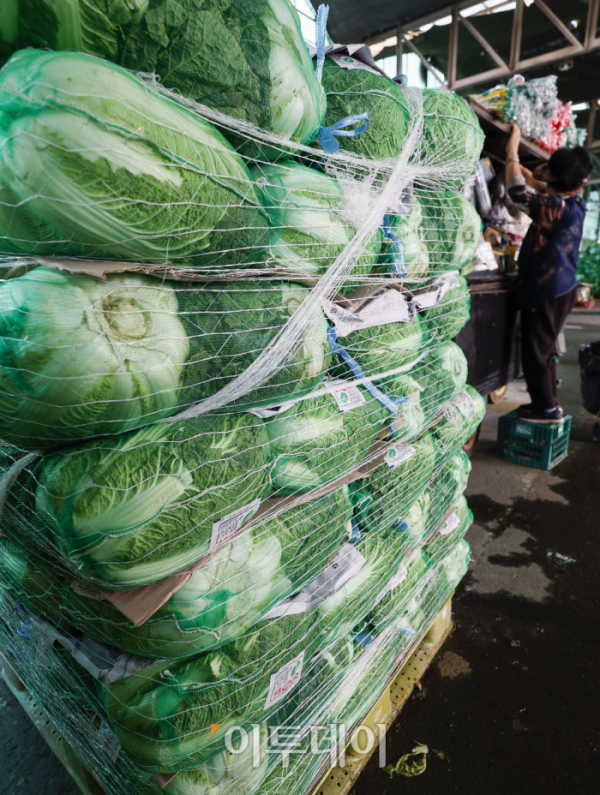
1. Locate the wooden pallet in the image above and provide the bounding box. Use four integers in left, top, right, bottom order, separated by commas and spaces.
1, 596, 452, 795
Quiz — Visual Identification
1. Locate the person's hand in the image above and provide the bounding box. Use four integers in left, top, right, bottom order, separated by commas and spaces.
507, 121, 521, 157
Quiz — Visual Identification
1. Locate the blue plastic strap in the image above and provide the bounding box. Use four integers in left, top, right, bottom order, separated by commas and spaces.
392, 520, 411, 533
383, 214, 407, 277
315, 5, 329, 84
316, 113, 369, 154
398, 627, 416, 637
327, 326, 398, 415
349, 518, 361, 544
354, 632, 375, 646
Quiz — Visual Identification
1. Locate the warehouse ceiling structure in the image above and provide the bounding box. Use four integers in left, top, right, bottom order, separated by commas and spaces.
311, 0, 600, 148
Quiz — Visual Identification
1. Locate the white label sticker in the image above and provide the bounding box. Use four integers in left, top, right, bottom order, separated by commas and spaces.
373, 562, 409, 607
456, 391, 476, 418
262, 542, 366, 619
330, 384, 367, 412
322, 289, 411, 339
439, 511, 461, 536
384, 444, 417, 469
330, 53, 381, 75
265, 651, 305, 710
211, 498, 261, 551
98, 722, 121, 764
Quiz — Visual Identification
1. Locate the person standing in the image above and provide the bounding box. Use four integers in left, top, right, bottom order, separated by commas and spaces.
506, 122, 592, 423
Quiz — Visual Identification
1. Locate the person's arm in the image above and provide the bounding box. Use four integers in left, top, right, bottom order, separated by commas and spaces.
519, 165, 545, 192
505, 122, 522, 184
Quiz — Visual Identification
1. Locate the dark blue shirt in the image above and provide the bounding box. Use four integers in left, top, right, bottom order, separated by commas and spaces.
508, 181, 585, 309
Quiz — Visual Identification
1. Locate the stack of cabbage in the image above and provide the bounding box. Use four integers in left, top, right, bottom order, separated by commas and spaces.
0, 4, 484, 794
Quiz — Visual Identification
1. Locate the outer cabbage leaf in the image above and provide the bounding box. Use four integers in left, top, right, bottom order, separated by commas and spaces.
0, 49, 267, 266
368, 548, 429, 633
321, 56, 411, 160
414, 341, 469, 421
265, 384, 388, 494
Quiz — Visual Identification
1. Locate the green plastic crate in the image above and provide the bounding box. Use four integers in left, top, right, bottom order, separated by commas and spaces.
496, 410, 571, 470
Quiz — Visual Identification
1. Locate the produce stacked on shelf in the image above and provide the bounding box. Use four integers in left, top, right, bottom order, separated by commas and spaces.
473, 74, 587, 152
0, 4, 484, 794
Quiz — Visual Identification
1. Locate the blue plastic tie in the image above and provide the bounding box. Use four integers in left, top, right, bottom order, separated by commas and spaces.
383, 214, 407, 277
354, 632, 375, 646
398, 627, 416, 637
327, 326, 398, 415
349, 518, 361, 544
315, 5, 329, 84
392, 520, 411, 533
316, 113, 369, 154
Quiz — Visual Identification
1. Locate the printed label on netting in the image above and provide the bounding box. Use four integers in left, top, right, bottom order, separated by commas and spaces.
412, 274, 461, 310
384, 444, 417, 469
373, 562, 409, 607
456, 391, 476, 418
329, 53, 381, 75
322, 289, 411, 339
330, 384, 367, 412
261, 542, 366, 619
99, 721, 121, 763
264, 651, 305, 710
439, 511, 461, 536
211, 498, 262, 550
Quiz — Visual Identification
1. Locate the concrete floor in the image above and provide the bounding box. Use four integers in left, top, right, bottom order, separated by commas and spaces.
1, 310, 599, 794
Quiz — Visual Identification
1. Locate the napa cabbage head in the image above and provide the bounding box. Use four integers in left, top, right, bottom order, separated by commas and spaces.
431, 385, 486, 462
320, 55, 411, 161
369, 548, 430, 633
0, 267, 189, 449
350, 433, 437, 534
419, 190, 482, 272
177, 280, 332, 410
421, 451, 471, 540
250, 161, 382, 287
0, 1, 325, 146
265, 383, 389, 494
104, 610, 323, 772
0, 49, 267, 266
415, 341, 468, 421
35, 413, 271, 589
426, 494, 472, 563
422, 90, 484, 184
384, 373, 426, 439
331, 312, 429, 381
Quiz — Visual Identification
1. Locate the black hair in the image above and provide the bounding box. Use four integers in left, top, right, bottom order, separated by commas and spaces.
548, 146, 592, 192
